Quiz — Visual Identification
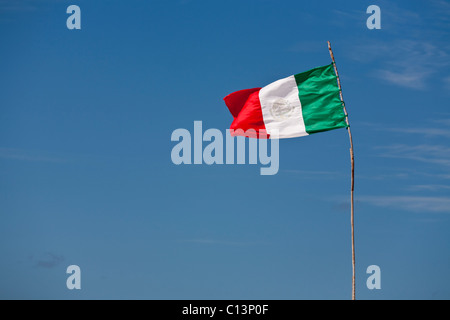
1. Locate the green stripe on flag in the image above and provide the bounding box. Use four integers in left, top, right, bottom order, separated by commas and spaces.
294, 63, 348, 134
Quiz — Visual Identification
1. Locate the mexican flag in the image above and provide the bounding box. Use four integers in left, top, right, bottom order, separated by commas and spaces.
224, 63, 348, 139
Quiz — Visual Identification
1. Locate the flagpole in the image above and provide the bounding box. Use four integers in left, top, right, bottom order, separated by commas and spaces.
327, 41, 356, 300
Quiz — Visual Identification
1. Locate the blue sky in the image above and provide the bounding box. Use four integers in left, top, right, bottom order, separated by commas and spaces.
1, 0, 449, 300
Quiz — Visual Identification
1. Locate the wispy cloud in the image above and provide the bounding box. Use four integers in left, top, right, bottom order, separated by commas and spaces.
357, 172, 410, 181
288, 41, 329, 53
432, 116, 450, 124
377, 69, 430, 90
330, 8, 365, 28
359, 195, 450, 213
390, 169, 450, 181
181, 239, 264, 246
430, 0, 450, 27
350, 40, 450, 89
351, 42, 445, 88
444, 77, 450, 91
375, 144, 450, 167
33, 252, 65, 269
364, 119, 450, 138
384, 127, 450, 138
382, 3, 422, 29
406, 184, 450, 192
332, 201, 351, 212
421, 172, 450, 180
0, 0, 36, 12
0, 148, 66, 163
0, 0, 66, 16
346, 0, 450, 90
282, 169, 342, 178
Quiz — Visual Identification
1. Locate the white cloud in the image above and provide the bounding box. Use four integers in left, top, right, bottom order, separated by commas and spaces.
376, 41, 449, 89
349, 40, 450, 89
384, 127, 450, 138
357, 172, 410, 181
376, 69, 428, 89
359, 195, 450, 213
375, 144, 450, 167
346, 0, 450, 90
422, 172, 450, 180
406, 184, 450, 192
432, 116, 450, 124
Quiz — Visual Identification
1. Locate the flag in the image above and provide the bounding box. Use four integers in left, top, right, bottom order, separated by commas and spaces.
224, 63, 348, 139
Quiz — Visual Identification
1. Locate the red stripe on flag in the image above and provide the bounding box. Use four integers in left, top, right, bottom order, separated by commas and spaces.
223, 88, 269, 139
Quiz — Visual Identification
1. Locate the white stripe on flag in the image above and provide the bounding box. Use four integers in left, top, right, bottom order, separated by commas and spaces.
259, 75, 308, 139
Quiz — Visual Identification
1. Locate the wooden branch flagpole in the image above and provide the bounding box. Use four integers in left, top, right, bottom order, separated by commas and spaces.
327, 41, 356, 300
